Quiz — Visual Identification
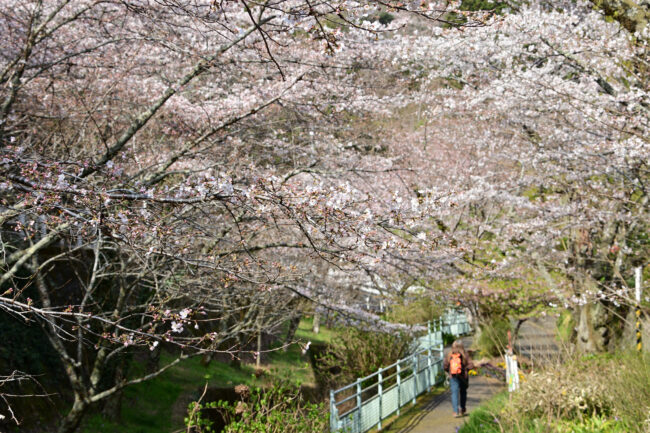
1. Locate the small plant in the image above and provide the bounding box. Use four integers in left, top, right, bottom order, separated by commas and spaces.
554, 416, 630, 433
185, 401, 218, 433
185, 385, 218, 433
442, 332, 456, 346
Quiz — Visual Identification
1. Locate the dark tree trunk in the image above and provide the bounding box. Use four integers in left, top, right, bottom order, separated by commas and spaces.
231, 334, 243, 369
102, 357, 128, 421
284, 314, 302, 351
200, 352, 214, 367
57, 398, 87, 433
147, 344, 161, 373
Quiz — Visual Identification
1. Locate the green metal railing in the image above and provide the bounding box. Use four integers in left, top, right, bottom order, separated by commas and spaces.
329, 310, 471, 433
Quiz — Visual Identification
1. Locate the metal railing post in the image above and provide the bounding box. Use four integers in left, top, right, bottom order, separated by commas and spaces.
377, 367, 383, 430
396, 362, 401, 415
356, 378, 362, 433
427, 347, 432, 391
329, 390, 337, 432
412, 355, 418, 404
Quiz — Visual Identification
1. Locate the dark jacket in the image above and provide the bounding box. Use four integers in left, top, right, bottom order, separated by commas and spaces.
443, 350, 474, 381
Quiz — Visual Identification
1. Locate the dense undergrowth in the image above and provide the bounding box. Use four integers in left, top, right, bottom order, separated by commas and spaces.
186, 379, 328, 433
80, 318, 329, 433
460, 351, 650, 433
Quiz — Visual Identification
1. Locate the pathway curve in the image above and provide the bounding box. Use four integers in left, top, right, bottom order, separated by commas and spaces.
383, 334, 504, 433
382, 375, 503, 433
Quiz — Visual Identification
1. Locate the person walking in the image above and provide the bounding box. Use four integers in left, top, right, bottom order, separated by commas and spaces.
443, 340, 474, 417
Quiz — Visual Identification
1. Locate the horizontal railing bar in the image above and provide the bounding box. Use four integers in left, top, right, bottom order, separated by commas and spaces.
383, 382, 398, 393
333, 381, 358, 394
336, 393, 358, 406
361, 382, 379, 393
338, 407, 357, 419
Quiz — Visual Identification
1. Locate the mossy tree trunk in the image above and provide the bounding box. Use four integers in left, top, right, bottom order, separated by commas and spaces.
589, 0, 649, 34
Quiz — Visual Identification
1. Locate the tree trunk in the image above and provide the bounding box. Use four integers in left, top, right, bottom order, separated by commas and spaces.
200, 352, 214, 367
512, 318, 528, 349
102, 357, 128, 421
147, 344, 162, 373
256, 330, 262, 368
312, 312, 320, 334
575, 302, 610, 352
589, 0, 649, 34
284, 314, 302, 351
231, 334, 243, 369
325, 310, 333, 328
58, 398, 87, 433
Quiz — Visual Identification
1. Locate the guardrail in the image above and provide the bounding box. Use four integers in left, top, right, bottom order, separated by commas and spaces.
329, 311, 471, 433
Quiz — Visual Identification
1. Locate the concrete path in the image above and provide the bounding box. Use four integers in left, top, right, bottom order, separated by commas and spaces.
383, 375, 503, 433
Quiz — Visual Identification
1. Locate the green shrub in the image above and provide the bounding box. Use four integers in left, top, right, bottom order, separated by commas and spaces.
607, 351, 650, 429
359, 11, 395, 26
378, 12, 394, 25
556, 309, 575, 343
476, 318, 510, 357
465, 351, 650, 433
461, 394, 632, 433
504, 363, 615, 422
442, 332, 456, 346
384, 296, 444, 326
185, 379, 327, 433
317, 328, 413, 387
459, 391, 507, 433
460, 0, 510, 13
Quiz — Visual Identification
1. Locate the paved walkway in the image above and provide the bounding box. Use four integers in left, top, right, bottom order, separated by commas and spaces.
383, 375, 503, 433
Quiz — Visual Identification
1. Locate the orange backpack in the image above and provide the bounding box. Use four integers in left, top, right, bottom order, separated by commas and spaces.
450, 353, 463, 376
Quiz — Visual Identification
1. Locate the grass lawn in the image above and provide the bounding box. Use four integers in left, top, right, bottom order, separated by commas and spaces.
296, 316, 338, 345
81, 354, 260, 433
80, 318, 338, 433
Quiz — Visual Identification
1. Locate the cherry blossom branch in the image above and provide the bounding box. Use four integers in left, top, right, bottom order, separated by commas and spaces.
79, 15, 276, 178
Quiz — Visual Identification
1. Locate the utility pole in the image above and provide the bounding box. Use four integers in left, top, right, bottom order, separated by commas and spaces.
635, 267, 643, 352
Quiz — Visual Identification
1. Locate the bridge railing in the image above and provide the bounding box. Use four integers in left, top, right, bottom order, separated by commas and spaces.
330, 311, 471, 433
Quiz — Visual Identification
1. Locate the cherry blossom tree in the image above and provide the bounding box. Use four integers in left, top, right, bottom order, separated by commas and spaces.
1, 0, 647, 429
0, 0, 484, 430
359, 0, 649, 348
